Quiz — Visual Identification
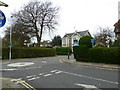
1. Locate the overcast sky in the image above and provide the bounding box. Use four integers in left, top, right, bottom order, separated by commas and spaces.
0, 0, 119, 41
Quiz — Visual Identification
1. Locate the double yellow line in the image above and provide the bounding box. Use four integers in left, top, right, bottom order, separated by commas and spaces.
0, 78, 36, 90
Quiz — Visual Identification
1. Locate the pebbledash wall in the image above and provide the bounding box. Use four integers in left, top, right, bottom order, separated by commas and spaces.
62, 30, 91, 48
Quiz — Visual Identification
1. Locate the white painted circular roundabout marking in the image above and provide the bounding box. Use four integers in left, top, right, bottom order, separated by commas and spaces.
7, 62, 34, 67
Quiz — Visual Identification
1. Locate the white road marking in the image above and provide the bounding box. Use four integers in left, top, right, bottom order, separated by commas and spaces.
28, 77, 36, 81
41, 61, 47, 63
44, 74, 52, 77
1, 66, 41, 72
75, 83, 98, 89
26, 75, 36, 78
17, 78, 22, 80
7, 62, 34, 67
61, 71, 119, 85
28, 77, 40, 81
1, 69, 17, 71
51, 70, 58, 73
39, 73, 44, 75
25, 66, 42, 70
55, 71, 62, 74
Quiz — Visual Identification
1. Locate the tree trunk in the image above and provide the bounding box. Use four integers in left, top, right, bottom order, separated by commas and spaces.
38, 17, 44, 47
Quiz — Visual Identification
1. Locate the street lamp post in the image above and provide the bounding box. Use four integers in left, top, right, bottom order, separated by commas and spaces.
9, 27, 12, 60
9, 16, 13, 60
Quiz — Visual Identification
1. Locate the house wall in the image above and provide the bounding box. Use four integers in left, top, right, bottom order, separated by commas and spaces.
71, 34, 81, 47
62, 31, 91, 48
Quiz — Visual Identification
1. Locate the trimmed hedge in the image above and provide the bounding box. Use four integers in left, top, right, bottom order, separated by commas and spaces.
87, 47, 119, 64
73, 46, 119, 64
2, 47, 56, 59
73, 45, 88, 59
79, 36, 93, 48
56, 47, 72, 55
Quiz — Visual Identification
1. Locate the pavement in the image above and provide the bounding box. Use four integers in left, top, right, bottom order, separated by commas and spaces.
0, 78, 36, 90
62, 59, 119, 70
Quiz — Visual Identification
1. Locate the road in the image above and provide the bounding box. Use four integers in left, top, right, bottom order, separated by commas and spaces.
1, 55, 119, 89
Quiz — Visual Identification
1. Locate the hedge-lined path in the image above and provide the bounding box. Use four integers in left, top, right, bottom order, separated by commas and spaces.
1, 55, 119, 89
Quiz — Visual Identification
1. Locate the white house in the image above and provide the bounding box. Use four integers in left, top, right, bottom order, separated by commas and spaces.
62, 30, 91, 48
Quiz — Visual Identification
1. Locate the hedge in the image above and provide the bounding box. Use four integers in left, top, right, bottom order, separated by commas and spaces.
56, 47, 72, 55
73, 46, 119, 64
2, 47, 56, 59
73, 45, 88, 59
87, 47, 119, 64
79, 36, 93, 48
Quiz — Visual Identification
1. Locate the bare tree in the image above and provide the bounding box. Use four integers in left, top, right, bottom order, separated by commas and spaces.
3, 22, 31, 47
12, 1, 59, 47
94, 26, 115, 47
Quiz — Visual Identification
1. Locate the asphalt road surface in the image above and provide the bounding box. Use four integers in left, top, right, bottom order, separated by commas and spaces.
1, 56, 119, 89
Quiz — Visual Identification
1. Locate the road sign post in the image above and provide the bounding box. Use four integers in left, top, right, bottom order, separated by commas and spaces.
9, 27, 12, 60
0, 10, 6, 27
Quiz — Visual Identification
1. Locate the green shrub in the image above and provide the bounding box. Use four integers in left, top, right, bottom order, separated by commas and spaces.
56, 47, 72, 55
2, 47, 56, 59
88, 47, 119, 64
73, 45, 89, 61
73, 46, 119, 64
79, 36, 93, 48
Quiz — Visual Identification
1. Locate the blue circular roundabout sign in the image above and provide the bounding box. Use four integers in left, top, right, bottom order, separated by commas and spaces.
0, 10, 6, 27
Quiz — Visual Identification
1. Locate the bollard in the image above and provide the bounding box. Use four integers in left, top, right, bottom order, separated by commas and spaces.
68, 53, 69, 59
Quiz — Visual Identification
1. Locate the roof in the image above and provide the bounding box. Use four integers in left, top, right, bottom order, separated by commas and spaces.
114, 20, 120, 28
63, 30, 90, 38
114, 20, 120, 33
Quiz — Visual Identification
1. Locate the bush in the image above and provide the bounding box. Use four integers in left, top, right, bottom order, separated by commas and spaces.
56, 47, 72, 55
88, 47, 119, 64
73, 45, 89, 60
73, 46, 119, 64
79, 36, 93, 48
2, 47, 56, 59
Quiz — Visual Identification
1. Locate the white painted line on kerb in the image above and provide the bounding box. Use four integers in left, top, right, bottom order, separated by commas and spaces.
74, 83, 98, 89
60, 60, 64, 63
61, 71, 119, 85
44, 74, 52, 77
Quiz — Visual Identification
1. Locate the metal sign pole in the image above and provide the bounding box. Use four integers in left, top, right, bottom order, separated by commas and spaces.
91, 39, 94, 48
9, 27, 12, 60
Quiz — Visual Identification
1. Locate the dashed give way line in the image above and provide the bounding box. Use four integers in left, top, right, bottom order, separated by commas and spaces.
74, 83, 98, 89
